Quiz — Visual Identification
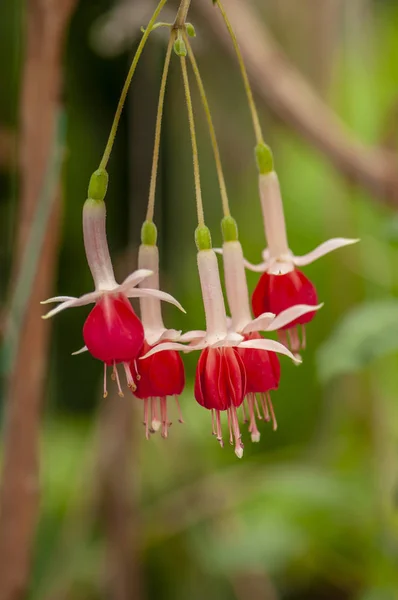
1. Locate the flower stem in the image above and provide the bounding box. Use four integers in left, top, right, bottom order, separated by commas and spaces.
180, 55, 205, 227
184, 33, 231, 218
174, 0, 192, 27
215, 0, 264, 146
98, 0, 168, 171
146, 31, 176, 223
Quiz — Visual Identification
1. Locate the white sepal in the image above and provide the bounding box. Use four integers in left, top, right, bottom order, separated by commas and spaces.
42, 291, 102, 319
265, 304, 324, 332
241, 312, 275, 334
238, 338, 301, 364
293, 238, 359, 267
72, 345, 88, 356
127, 288, 185, 313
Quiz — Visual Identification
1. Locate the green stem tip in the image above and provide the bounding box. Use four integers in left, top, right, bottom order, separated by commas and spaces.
255, 143, 274, 175
195, 225, 212, 251
88, 168, 109, 201
221, 215, 239, 242
141, 220, 158, 245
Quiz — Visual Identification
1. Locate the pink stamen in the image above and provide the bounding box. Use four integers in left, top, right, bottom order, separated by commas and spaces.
175, 396, 184, 424
254, 396, 262, 420
143, 399, 150, 440
247, 393, 260, 442
151, 397, 161, 432
216, 411, 223, 447
301, 325, 307, 350
266, 393, 278, 431
103, 363, 108, 398
229, 406, 244, 458
123, 362, 136, 392
211, 410, 216, 436
241, 402, 248, 423
260, 393, 270, 422
113, 362, 124, 397
160, 397, 168, 438
132, 359, 141, 381
227, 409, 233, 446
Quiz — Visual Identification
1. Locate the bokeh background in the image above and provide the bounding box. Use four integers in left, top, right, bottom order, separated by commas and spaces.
2, 0, 398, 599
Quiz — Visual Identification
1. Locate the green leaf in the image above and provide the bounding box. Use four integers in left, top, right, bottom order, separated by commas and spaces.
317, 300, 398, 382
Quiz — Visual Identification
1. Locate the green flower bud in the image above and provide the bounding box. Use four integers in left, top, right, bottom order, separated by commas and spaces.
221, 216, 239, 242
88, 168, 109, 201
255, 143, 274, 175
141, 220, 158, 246
195, 225, 212, 251
185, 23, 196, 37
174, 37, 187, 57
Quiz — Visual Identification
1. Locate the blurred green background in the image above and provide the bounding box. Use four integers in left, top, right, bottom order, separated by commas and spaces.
2, 1, 398, 599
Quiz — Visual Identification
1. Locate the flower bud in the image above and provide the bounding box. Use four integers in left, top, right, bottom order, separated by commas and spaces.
255, 143, 274, 175
88, 168, 108, 201
141, 220, 158, 246
185, 23, 196, 37
174, 37, 187, 57
195, 225, 212, 251
221, 216, 239, 242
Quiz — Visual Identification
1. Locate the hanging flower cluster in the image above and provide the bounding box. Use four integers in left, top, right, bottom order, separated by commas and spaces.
42, 0, 358, 458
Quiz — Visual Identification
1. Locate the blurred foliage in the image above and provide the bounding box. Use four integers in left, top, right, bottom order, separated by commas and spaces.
2, 0, 398, 599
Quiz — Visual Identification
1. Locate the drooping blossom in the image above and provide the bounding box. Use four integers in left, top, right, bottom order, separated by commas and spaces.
221, 237, 321, 441
142, 246, 299, 457
41, 198, 184, 397
133, 243, 185, 439
244, 169, 358, 352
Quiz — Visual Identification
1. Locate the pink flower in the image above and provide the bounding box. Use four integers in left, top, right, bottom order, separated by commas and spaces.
41, 199, 184, 397
221, 238, 321, 440
134, 243, 185, 439
143, 247, 298, 457
244, 171, 358, 351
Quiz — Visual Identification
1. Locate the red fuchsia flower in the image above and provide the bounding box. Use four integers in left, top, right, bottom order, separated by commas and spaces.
244, 169, 358, 353
220, 237, 321, 441
41, 198, 184, 397
133, 243, 185, 439
142, 247, 298, 458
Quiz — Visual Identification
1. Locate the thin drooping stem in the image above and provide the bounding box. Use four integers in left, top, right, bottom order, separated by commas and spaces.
99, 0, 168, 170
184, 33, 231, 218
180, 55, 205, 227
174, 0, 192, 27
146, 32, 176, 222
215, 0, 264, 146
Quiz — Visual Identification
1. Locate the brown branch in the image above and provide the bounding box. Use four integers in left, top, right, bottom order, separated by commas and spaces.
0, 1, 76, 599
197, 0, 398, 207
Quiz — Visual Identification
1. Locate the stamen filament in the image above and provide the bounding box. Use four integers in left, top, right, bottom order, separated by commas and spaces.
99, 0, 168, 170
146, 31, 176, 222
180, 55, 205, 227
184, 33, 231, 218
215, 0, 264, 146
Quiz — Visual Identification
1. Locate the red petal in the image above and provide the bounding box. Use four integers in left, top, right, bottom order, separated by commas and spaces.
135, 342, 185, 399
194, 348, 246, 411
83, 293, 144, 365
252, 269, 318, 328
237, 332, 281, 394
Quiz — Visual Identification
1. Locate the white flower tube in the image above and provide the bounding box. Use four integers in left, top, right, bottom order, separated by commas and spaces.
259, 172, 290, 262
197, 249, 228, 344
83, 199, 117, 290
222, 241, 253, 332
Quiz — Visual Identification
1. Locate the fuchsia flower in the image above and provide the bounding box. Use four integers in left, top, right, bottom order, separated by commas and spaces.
143, 247, 300, 457
134, 243, 185, 439
221, 238, 321, 441
244, 171, 358, 352
41, 199, 184, 397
